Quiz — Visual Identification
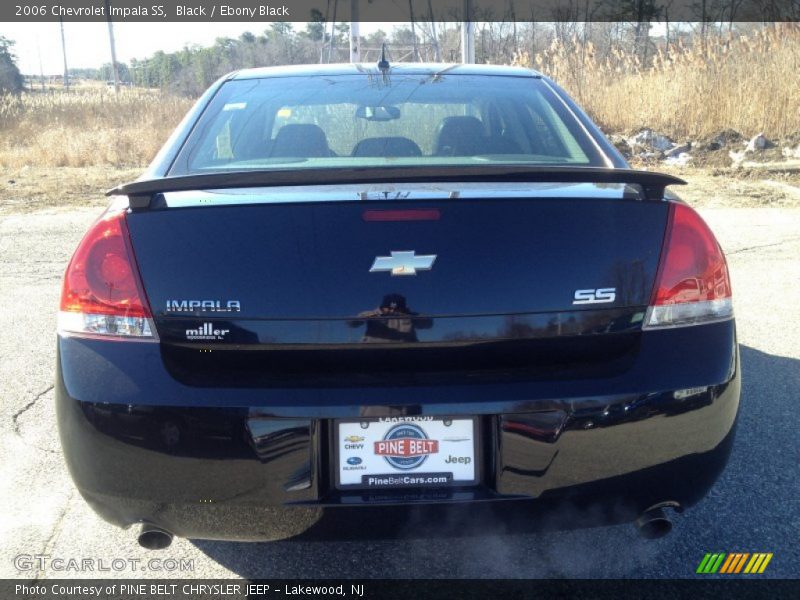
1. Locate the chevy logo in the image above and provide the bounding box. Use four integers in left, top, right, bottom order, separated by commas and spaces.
369, 251, 437, 276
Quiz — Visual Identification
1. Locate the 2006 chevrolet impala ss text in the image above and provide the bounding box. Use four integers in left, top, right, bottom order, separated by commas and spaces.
55, 62, 739, 548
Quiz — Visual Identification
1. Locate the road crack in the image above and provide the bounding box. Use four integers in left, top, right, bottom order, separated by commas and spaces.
728, 236, 800, 255
12, 385, 54, 436
30, 488, 75, 582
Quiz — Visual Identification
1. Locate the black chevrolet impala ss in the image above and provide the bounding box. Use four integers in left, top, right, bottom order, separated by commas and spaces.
55, 64, 739, 548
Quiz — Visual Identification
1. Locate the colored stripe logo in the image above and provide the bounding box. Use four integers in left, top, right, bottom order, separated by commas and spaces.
697, 553, 773, 574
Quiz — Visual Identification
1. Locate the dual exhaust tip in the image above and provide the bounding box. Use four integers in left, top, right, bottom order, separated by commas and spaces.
135, 505, 677, 549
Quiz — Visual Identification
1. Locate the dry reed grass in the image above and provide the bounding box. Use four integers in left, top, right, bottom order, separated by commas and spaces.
515, 25, 800, 140
0, 87, 192, 168
1, 27, 798, 169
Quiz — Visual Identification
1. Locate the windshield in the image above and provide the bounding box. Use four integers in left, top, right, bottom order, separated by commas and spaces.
170, 73, 608, 175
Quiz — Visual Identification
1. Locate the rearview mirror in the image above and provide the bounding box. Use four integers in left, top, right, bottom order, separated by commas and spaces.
355, 105, 401, 121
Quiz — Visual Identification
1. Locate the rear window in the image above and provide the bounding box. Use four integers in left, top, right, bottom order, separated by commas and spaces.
171, 73, 606, 175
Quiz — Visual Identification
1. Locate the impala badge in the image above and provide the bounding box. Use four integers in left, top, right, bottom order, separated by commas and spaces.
370, 251, 437, 276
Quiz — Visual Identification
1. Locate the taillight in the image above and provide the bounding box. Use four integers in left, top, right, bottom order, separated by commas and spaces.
644, 203, 733, 329
58, 210, 156, 340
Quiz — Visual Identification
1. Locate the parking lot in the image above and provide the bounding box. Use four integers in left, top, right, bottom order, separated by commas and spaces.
1, 200, 798, 579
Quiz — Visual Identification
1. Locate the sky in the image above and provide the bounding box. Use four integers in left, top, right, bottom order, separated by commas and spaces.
1, 22, 392, 75
1, 20, 675, 76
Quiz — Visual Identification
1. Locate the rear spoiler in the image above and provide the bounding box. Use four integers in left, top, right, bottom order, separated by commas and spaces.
108, 166, 686, 210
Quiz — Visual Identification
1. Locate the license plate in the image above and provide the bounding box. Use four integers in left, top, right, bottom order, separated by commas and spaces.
336, 417, 478, 488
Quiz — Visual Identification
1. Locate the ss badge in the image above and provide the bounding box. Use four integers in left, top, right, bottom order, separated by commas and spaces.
572, 288, 617, 305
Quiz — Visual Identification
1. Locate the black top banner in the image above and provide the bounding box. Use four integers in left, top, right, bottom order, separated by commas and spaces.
5, 0, 800, 23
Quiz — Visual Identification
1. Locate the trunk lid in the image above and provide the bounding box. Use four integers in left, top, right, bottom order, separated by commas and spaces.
125, 186, 669, 384
127, 190, 668, 329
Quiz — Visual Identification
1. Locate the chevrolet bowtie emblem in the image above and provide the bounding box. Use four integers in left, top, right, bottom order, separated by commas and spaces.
370, 251, 437, 276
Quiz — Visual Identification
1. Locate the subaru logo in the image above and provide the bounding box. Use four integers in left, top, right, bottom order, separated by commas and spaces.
346, 457, 362, 466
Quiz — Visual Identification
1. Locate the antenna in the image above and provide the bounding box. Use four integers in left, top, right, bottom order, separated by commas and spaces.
377, 43, 390, 71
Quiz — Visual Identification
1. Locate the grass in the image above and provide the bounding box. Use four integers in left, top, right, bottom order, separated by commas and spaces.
0, 86, 192, 168
0, 27, 798, 171
0, 166, 141, 214
515, 25, 800, 140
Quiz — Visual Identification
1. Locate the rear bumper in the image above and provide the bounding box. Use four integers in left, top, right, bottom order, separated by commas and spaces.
56, 321, 740, 541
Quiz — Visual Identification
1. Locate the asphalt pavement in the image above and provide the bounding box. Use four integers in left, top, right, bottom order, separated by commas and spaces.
1, 205, 798, 579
